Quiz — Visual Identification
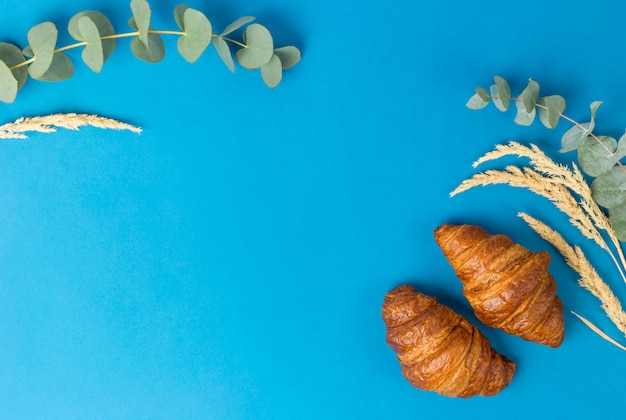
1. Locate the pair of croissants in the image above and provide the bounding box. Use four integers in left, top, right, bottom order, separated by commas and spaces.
382, 223, 565, 397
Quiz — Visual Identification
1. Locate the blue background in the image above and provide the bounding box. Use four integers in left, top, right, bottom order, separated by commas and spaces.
1, 0, 625, 418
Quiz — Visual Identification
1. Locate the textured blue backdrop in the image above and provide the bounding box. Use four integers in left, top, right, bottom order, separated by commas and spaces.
0, 0, 625, 418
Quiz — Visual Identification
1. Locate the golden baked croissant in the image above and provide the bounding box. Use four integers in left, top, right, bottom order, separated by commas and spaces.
382, 285, 516, 397
434, 223, 565, 347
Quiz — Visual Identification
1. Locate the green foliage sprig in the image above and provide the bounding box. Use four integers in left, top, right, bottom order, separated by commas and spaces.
467, 76, 626, 240
0, 0, 301, 103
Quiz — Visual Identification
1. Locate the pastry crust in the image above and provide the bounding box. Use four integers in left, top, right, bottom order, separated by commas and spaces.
434, 223, 565, 347
382, 285, 516, 397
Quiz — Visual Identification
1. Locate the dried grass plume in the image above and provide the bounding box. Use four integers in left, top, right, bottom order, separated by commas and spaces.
0, 113, 142, 139
453, 141, 626, 350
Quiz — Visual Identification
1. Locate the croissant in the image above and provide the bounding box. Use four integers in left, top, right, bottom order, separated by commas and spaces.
382, 285, 516, 398
434, 223, 565, 347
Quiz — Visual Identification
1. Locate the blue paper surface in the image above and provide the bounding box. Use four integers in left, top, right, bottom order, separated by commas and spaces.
1, 0, 625, 418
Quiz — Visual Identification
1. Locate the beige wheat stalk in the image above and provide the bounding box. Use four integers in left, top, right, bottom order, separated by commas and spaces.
452, 141, 626, 349
0, 113, 142, 139
451, 141, 626, 285
519, 212, 626, 346
473, 142, 624, 265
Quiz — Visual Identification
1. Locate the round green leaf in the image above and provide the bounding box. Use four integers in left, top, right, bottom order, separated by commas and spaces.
261, 54, 282, 88
0, 42, 28, 90
130, 0, 151, 46
489, 84, 507, 112
609, 206, 626, 241
273, 46, 300, 69
538, 95, 566, 129
174, 4, 188, 30
0, 59, 18, 103
520, 79, 539, 113
514, 99, 536, 126
36, 52, 73, 82
128, 18, 165, 63
130, 36, 165, 63
235, 23, 273, 70
220, 16, 255, 36
474, 86, 490, 102
176, 7, 212, 64
213, 36, 234, 73
578, 135, 617, 177
466, 93, 489, 110
613, 132, 626, 164
590, 166, 626, 209
77, 16, 104, 72
68, 11, 116, 62
494, 75, 510, 110
466, 87, 490, 109
27, 21, 58, 80
561, 123, 590, 153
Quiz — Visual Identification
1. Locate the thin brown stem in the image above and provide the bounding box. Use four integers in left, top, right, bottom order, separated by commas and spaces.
492, 95, 626, 175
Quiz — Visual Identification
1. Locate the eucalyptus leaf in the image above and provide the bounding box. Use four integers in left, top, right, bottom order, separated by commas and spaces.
130, 35, 165, 63
561, 123, 591, 153
520, 79, 539, 113
77, 16, 104, 72
591, 166, 626, 209
494, 75, 510, 110
68, 11, 116, 62
176, 7, 212, 64
235, 23, 273, 70
490, 84, 507, 112
273, 46, 300, 69
514, 99, 536, 126
560, 101, 601, 152
27, 21, 58, 79
173, 4, 188, 29
0, 60, 18, 103
590, 100, 602, 119
466, 93, 490, 110
538, 95, 566, 129
613, 131, 626, 164
0, 42, 28, 90
579, 135, 618, 177
221, 16, 255, 36
609, 206, 626, 241
213, 36, 234, 72
130, 0, 151, 46
475, 86, 490, 102
261, 54, 282, 88
36, 52, 73, 81
129, 18, 165, 63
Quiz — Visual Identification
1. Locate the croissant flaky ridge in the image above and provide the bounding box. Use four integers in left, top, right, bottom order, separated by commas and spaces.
382, 285, 516, 398
434, 223, 565, 347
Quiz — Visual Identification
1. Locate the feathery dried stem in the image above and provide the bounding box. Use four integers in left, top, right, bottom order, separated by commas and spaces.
0, 113, 142, 139
519, 212, 626, 343
452, 142, 626, 285
572, 312, 626, 351
454, 141, 626, 349
472, 141, 626, 271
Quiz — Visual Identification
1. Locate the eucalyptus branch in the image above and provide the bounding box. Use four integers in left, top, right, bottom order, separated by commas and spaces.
10, 30, 250, 70
467, 76, 626, 242
508, 95, 625, 172
0, 0, 302, 103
